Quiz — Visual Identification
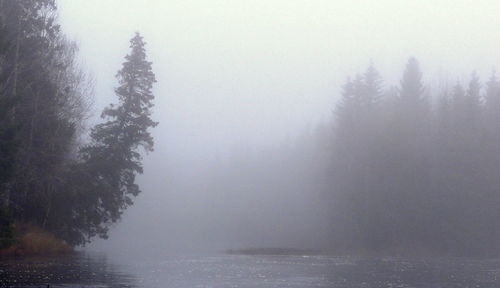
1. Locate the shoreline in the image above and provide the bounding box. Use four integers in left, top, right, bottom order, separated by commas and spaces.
0, 224, 73, 257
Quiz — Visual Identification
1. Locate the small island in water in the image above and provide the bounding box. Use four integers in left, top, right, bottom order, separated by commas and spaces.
226, 247, 323, 256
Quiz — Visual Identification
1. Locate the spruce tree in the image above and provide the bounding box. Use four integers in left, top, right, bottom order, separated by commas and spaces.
463, 73, 481, 130
484, 71, 500, 138
72, 33, 158, 244
400, 57, 424, 102
363, 63, 383, 106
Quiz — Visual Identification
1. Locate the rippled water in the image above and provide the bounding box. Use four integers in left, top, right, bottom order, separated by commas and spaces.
1, 253, 499, 287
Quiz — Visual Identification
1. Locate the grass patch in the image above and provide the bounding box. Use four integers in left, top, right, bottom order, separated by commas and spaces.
0, 223, 72, 256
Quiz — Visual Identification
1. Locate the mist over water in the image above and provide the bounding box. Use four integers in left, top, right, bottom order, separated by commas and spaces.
51, 0, 500, 257
3, 253, 500, 288
1, 1, 500, 287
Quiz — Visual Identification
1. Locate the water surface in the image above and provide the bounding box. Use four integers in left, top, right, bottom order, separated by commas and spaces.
1, 252, 499, 287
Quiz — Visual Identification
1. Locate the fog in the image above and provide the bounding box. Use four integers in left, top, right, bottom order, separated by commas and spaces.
55, 0, 500, 256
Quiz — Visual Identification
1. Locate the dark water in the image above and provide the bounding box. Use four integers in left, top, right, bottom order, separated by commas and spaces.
1, 252, 499, 287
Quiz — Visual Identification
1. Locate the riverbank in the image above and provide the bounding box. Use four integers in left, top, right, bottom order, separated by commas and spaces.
0, 224, 72, 256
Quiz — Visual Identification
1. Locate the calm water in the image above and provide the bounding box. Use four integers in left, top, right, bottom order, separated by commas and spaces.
1, 252, 499, 287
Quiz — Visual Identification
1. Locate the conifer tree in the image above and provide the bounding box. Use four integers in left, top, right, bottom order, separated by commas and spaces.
484, 71, 500, 139
400, 57, 424, 102
69, 33, 158, 244
462, 73, 482, 130
363, 63, 383, 106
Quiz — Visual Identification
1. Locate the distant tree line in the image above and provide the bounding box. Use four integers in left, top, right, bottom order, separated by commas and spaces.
329, 58, 500, 256
201, 58, 499, 256
184, 57, 499, 256
0, 0, 157, 247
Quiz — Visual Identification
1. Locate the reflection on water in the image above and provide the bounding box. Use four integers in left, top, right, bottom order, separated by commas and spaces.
0, 252, 137, 287
1, 253, 500, 288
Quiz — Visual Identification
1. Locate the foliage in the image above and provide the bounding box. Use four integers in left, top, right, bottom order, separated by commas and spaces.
329, 59, 500, 256
59, 33, 158, 245
0, 1, 156, 247
0, 208, 15, 249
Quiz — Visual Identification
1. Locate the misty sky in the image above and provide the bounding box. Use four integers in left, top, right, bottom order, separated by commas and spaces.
58, 0, 500, 154
56, 0, 500, 254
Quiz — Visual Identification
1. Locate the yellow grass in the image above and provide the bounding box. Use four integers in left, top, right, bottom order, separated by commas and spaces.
19, 229, 72, 254
0, 224, 73, 256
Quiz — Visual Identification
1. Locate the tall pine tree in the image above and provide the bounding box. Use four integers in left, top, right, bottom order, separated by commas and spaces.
61, 33, 158, 245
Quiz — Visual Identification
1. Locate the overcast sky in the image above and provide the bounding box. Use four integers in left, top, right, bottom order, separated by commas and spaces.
58, 0, 500, 155
56, 0, 500, 254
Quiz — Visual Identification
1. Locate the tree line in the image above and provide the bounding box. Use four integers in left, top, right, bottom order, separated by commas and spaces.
329, 58, 500, 256
0, 0, 497, 257
199, 58, 499, 256
0, 0, 157, 247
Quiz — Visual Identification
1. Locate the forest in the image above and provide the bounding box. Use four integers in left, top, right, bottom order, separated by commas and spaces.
0, 0, 157, 249
328, 60, 500, 256
0, 0, 499, 258
197, 60, 500, 257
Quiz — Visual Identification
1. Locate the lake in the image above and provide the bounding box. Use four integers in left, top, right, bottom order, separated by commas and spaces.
1, 252, 499, 287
